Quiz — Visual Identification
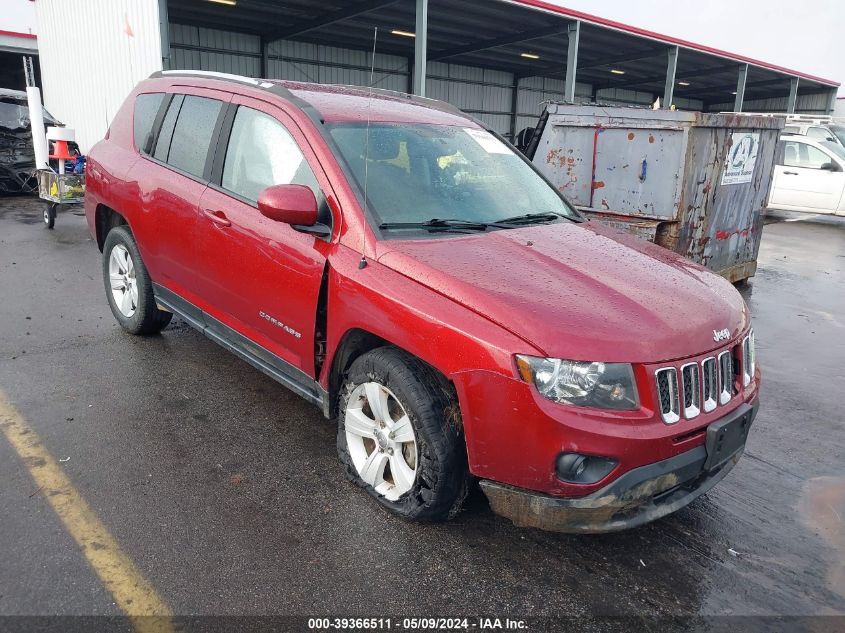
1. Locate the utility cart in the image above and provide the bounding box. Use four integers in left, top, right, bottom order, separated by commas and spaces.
37, 169, 84, 229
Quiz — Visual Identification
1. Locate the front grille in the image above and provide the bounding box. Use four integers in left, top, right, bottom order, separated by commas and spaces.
718, 351, 733, 405
655, 367, 680, 424
702, 357, 717, 412
681, 363, 700, 419
742, 330, 755, 386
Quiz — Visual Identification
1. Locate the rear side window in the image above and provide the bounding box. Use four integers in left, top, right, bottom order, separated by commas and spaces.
167, 96, 223, 178
133, 93, 164, 154
152, 94, 222, 179
221, 106, 319, 202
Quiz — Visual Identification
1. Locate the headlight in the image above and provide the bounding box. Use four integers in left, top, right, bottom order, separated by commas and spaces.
515, 355, 640, 410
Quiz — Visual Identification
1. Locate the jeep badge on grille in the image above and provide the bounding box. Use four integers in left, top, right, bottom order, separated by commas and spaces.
713, 328, 731, 342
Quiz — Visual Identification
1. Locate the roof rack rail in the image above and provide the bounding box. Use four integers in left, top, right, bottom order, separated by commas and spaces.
150, 69, 276, 88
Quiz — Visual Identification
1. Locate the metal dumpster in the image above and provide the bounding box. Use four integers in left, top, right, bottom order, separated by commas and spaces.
526, 104, 784, 283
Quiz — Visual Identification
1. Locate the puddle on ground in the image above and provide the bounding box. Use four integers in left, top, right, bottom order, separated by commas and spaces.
799, 476, 845, 601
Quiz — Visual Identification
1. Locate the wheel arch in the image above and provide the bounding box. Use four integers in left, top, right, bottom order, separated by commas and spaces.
94, 204, 129, 252
325, 328, 458, 421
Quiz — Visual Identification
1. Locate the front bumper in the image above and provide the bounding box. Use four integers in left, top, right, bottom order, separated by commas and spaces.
480, 401, 758, 534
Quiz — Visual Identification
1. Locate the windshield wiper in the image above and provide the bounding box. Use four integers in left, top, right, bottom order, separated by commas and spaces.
379, 219, 494, 232
494, 212, 566, 225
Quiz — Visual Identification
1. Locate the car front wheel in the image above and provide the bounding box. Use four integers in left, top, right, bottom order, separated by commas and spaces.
337, 347, 470, 521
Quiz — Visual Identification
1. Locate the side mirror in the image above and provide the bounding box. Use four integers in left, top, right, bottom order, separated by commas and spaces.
257, 184, 331, 237
258, 184, 318, 224
820, 162, 843, 172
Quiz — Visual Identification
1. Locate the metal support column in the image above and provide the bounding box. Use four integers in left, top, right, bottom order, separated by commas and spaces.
663, 46, 678, 109
412, 0, 428, 96
734, 64, 748, 112
825, 87, 838, 114
564, 21, 580, 103
787, 77, 799, 113
510, 76, 521, 141
158, 0, 171, 70
260, 37, 269, 78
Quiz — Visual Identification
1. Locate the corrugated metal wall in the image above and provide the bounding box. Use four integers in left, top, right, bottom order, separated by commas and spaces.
168, 24, 605, 138
167, 23, 718, 138
515, 76, 591, 136
35, 0, 163, 152
708, 92, 830, 114
267, 40, 408, 92
169, 23, 261, 76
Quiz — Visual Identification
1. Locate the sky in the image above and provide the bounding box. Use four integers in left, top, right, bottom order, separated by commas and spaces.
3, 0, 843, 87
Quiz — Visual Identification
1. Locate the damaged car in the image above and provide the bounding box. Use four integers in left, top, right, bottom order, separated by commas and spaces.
84, 71, 760, 533
0, 88, 62, 195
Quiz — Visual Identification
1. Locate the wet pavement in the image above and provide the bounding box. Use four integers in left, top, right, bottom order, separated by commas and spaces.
0, 196, 843, 621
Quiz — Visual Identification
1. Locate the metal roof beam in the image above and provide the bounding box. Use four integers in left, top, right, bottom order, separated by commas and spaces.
676, 76, 794, 95
577, 46, 667, 71
429, 23, 570, 62
264, 0, 401, 43
594, 62, 743, 90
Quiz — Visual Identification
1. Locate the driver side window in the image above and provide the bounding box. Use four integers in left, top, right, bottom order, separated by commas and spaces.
222, 106, 319, 203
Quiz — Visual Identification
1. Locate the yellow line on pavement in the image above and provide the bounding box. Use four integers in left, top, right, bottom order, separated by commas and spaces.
0, 389, 174, 633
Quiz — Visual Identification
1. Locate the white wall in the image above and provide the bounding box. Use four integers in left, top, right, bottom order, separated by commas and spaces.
35, 0, 163, 152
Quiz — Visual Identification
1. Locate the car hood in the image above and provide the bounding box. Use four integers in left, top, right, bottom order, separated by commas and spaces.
376, 220, 749, 363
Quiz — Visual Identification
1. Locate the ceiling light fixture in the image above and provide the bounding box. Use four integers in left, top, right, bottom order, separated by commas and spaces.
207, 0, 237, 5
391, 29, 416, 38
521, 53, 540, 60
610, 69, 625, 75
678, 81, 690, 86
731, 91, 738, 95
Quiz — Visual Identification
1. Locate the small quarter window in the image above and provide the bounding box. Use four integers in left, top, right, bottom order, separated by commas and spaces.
133, 92, 164, 154
153, 94, 183, 163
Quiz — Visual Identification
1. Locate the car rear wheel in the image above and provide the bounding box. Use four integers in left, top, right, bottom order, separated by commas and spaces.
102, 226, 172, 335
337, 347, 470, 521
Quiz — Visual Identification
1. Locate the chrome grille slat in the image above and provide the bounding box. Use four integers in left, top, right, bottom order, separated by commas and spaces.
702, 357, 717, 412
742, 330, 755, 387
718, 351, 732, 405
655, 367, 680, 424
681, 363, 700, 419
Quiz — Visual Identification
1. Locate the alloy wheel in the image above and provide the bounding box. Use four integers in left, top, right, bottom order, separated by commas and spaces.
108, 244, 138, 317
345, 382, 418, 501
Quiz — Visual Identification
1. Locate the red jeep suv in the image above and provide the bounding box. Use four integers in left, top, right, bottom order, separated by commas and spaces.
84, 71, 760, 533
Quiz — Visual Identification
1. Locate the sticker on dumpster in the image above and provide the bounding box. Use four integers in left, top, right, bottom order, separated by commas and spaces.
721, 132, 759, 185
464, 128, 510, 154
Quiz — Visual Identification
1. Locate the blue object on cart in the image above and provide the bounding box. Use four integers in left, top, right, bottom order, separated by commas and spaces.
71, 154, 86, 174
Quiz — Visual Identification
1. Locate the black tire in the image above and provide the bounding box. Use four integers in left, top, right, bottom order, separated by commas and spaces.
43, 203, 56, 229
337, 347, 470, 521
102, 225, 172, 335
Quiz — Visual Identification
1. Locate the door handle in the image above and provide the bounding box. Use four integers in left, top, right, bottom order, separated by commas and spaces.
203, 208, 231, 227
783, 171, 799, 175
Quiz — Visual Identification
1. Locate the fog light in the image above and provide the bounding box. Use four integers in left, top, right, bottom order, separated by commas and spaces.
556, 453, 617, 484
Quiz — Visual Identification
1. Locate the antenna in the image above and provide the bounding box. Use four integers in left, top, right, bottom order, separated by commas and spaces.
362, 27, 378, 215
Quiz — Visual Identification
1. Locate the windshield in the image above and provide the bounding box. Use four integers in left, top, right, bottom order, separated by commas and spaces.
327, 123, 580, 231
821, 140, 845, 162
829, 125, 845, 147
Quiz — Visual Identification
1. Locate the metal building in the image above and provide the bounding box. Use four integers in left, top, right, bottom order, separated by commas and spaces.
33, 0, 840, 152
1, 29, 38, 89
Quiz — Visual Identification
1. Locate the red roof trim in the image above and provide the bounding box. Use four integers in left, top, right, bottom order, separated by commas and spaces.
507, 0, 840, 87
0, 29, 37, 40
